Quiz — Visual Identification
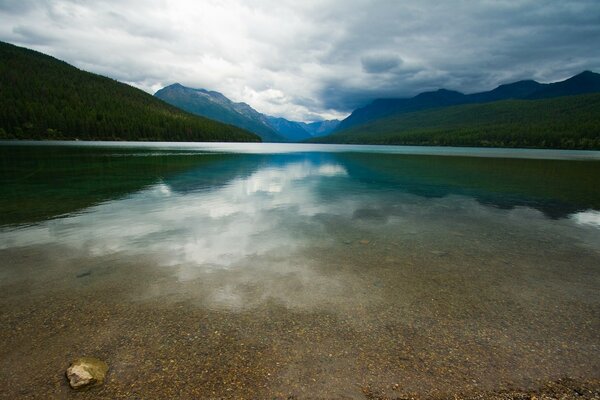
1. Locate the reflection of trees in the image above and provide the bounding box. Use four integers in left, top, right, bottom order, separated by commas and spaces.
0, 146, 263, 226
2, 146, 598, 226
329, 153, 600, 219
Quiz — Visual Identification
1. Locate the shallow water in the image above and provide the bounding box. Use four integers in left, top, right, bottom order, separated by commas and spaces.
0, 142, 599, 399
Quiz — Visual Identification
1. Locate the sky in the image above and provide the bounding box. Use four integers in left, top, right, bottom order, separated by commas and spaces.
1, 0, 599, 122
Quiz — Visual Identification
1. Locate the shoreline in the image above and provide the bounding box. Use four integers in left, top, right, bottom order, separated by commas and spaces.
1, 243, 598, 399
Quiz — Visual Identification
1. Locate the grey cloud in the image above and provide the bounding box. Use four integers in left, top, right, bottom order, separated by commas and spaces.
314, 1, 600, 112
1, 0, 599, 120
361, 54, 402, 74
103, 11, 178, 41
12, 25, 58, 45
0, 0, 39, 13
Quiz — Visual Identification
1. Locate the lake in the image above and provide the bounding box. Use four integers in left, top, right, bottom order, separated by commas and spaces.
1, 141, 599, 399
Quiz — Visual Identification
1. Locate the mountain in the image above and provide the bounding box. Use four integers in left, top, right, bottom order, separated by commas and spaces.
0, 41, 260, 142
310, 92, 600, 150
265, 117, 340, 141
468, 80, 543, 103
335, 71, 600, 132
301, 120, 341, 137
528, 71, 600, 99
155, 84, 284, 142
266, 117, 312, 141
336, 89, 466, 132
156, 83, 339, 142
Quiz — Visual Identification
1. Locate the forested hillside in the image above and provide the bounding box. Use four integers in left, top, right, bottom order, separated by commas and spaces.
311, 93, 600, 149
335, 71, 600, 133
0, 41, 260, 142
155, 83, 339, 142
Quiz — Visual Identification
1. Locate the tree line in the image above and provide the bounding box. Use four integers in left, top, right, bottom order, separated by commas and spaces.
312, 93, 600, 150
0, 41, 260, 142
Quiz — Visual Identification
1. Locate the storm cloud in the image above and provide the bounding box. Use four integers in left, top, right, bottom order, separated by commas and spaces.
1, 0, 599, 121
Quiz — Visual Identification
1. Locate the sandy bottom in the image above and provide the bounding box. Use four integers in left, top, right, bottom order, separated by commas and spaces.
1, 206, 599, 399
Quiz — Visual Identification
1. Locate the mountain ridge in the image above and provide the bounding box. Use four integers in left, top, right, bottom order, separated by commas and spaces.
335, 71, 600, 133
0, 41, 260, 142
155, 83, 284, 142
310, 92, 600, 150
155, 84, 339, 142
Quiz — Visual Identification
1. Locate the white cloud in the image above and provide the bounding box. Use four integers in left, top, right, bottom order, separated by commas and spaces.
1, 0, 599, 120
571, 210, 600, 228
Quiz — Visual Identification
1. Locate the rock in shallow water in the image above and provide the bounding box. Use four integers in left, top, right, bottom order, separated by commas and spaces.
66, 357, 108, 390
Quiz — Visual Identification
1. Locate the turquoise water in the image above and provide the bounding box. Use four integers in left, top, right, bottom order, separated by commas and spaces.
0, 142, 599, 398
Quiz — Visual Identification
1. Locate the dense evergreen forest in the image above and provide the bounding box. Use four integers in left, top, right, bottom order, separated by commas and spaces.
311, 93, 600, 150
0, 41, 260, 142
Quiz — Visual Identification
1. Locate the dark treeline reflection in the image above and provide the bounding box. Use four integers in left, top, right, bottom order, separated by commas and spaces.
1, 145, 598, 227
328, 153, 600, 219
0, 145, 265, 226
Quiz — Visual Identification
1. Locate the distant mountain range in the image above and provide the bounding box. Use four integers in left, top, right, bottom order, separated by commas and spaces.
311, 71, 600, 149
155, 84, 339, 142
266, 117, 341, 142
1, 40, 598, 149
154, 84, 284, 142
0, 41, 260, 142
335, 71, 600, 133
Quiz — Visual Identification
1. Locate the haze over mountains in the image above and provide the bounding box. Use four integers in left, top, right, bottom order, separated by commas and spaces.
155, 84, 339, 142
266, 117, 341, 142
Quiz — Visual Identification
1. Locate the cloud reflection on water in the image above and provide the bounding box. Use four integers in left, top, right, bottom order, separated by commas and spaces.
1, 153, 599, 312
0, 161, 349, 269
571, 210, 600, 228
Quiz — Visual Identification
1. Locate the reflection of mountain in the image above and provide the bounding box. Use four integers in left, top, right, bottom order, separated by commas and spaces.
168, 151, 600, 220
164, 152, 345, 194
3, 145, 598, 227
321, 153, 600, 219
0, 153, 352, 269
0, 145, 262, 226
162, 154, 267, 194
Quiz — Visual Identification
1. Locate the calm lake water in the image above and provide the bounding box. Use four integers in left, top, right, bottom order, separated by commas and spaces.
1, 141, 599, 399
